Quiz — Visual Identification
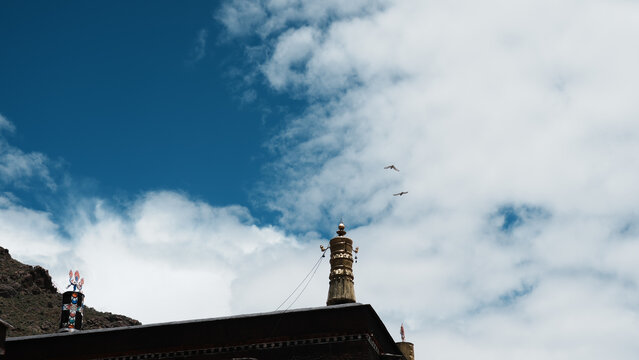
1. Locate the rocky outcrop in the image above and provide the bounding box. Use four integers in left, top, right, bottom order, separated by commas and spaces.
0, 246, 141, 337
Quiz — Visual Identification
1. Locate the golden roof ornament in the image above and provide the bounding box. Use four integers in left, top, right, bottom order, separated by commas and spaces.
326, 221, 358, 306
337, 221, 346, 236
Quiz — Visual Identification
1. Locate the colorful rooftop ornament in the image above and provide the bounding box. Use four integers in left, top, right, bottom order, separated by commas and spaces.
59, 269, 85, 332
67, 270, 84, 292
62, 293, 84, 328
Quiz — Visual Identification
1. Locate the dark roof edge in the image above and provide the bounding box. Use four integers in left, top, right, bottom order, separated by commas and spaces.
364, 304, 404, 355
7, 303, 368, 341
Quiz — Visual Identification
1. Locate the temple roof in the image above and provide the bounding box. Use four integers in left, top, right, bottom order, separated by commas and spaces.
5, 303, 405, 360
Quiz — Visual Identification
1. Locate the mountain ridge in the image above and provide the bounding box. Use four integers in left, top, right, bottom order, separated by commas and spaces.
0, 246, 141, 337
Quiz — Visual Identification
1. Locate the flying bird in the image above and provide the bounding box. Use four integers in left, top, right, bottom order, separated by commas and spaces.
393, 191, 408, 196
384, 165, 400, 172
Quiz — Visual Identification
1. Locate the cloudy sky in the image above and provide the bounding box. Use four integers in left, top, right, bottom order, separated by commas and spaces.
2, 0, 639, 358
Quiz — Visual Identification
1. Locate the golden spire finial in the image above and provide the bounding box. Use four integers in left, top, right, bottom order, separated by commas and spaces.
337, 221, 346, 236
326, 220, 356, 305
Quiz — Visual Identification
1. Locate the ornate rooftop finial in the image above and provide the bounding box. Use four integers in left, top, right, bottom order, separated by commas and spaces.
336, 221, 346, 236
396, 322, 415, 360
60, 269, 85, 332
67, 270, 84, 292
326, 221, 356, 306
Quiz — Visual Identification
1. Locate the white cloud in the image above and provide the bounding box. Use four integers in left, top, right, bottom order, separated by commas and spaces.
0, 194, 66, 267
48, 191, 301, 323
0, 188, 315, 324
0, 114, 16, 133
0, 114, 55, 190
217, 0, 267, 36
262, 26, 321, 90
187, 28, 208, 64
217, 0, 387, 38
0, 120, 330, 325
240, 89, 257, 104
220, 0, 639, 358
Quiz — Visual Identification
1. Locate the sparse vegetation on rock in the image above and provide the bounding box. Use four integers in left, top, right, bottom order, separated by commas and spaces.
0, 246, 141, 337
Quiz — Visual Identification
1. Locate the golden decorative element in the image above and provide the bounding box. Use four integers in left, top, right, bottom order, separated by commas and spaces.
330, 268, 353, 277
326, 221, 357, 306
332, 253, 353, 260
336, 222, 346, 236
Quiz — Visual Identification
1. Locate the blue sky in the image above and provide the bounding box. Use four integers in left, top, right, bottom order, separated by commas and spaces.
0, 1, 304, 224
3, 1, 639, 359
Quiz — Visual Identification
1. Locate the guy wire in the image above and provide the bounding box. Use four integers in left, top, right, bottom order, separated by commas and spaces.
275, 249, 327, 311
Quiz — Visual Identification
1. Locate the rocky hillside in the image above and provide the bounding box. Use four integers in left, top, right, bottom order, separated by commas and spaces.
0, 246, 141, 337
